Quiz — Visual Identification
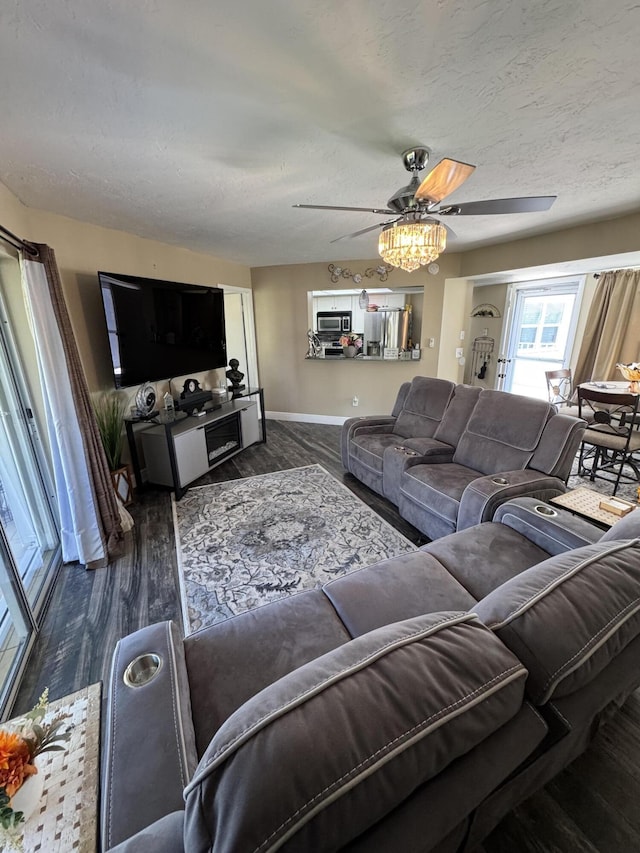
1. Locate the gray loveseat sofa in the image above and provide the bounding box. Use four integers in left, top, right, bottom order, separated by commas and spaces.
102, 502, 640, 853
342, 377, 586, 540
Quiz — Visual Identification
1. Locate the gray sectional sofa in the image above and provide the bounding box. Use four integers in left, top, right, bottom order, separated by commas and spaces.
102, 501, 640, 853
342, 377, 587, 540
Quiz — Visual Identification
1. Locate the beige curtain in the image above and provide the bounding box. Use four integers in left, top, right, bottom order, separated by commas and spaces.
574, 269, 640, 386
22, 244, 123, 566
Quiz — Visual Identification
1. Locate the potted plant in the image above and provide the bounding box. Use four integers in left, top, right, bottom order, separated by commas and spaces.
93, 393, 132, 505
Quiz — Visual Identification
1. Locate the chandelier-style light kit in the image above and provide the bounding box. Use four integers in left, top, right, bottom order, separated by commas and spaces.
295, 143, 557, 276
378, 217, 447, 273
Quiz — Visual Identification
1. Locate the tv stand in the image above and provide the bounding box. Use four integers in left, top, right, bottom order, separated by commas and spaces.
125, 388, 265, 499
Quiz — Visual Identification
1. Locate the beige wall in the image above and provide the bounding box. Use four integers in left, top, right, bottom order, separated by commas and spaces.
250, 254, 465, 418
464, 283, 509, 388
460, 213, 640, 277
0, 183, 251, 415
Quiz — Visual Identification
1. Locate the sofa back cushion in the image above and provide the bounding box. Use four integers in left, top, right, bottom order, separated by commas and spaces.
434, 384, 482, 447
183, 613, 526, 853
453, 390, 554, 475
393, 377, 455, 438
391, 381, 412, 417
473, 539, 640, 705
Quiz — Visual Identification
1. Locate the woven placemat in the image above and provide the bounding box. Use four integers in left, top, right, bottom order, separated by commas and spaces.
18, 682, 101, 853
551, 487, 633, 527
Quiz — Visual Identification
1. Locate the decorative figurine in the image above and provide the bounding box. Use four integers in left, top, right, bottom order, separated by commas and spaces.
306, 329, 321, 358
226, 358, 246, 392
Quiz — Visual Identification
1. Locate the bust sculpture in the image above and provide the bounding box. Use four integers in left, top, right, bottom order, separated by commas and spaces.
226, 358, 245, 392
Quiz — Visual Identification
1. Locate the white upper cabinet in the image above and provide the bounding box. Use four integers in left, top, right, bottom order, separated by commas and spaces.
315, 294, 353, 312
375, 293, 407, 309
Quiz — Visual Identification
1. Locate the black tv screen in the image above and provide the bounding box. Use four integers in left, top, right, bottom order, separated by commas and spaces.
98, 271, 227, 388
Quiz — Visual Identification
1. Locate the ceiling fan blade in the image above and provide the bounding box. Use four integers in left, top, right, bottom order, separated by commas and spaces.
330, 218, 399, 243
439, 196, 557, 215
414, 158, 476, 204
293, 203, 394, 215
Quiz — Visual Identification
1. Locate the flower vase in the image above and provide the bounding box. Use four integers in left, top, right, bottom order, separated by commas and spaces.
343, 346, 357, 358
11, 762, 44, 822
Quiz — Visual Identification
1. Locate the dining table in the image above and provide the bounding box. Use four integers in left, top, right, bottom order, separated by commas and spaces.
578, 380, 639, 395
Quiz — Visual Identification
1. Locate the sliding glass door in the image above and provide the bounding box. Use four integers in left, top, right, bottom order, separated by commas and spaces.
0, 270, 60, 714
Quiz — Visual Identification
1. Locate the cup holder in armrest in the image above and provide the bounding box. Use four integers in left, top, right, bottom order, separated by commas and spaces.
123, 653, 163, 688
534, 504, 558, 518
394, 446, 419, 456
491, 477, 509, 485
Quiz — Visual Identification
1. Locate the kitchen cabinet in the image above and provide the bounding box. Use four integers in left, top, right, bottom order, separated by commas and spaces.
376, 293, 407, 309
315, 294, 353, 312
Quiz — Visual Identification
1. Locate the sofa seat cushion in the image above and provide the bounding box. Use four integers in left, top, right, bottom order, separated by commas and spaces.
382, 439, 456, 505
423, 522, 551, 600
350, 432, 400, 473
323, 550, 478, 636
400, 463, 483, 524
184, 589, 351, 756
183, 613, 527, 853
473, 539, 640, 705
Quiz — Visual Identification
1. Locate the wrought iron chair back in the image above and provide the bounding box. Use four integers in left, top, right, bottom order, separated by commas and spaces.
577, 386, 640, 495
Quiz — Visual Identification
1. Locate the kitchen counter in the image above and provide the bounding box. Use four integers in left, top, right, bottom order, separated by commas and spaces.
306, 354, 421, 361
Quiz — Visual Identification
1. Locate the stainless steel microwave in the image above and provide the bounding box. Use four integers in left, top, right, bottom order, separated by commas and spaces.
317, 311, 352, 333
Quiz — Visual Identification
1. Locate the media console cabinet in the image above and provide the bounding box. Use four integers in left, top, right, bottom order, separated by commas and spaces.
125, 387, 265, 499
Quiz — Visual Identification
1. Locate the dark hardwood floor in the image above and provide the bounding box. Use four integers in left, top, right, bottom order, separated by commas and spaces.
12, 421, 640, 852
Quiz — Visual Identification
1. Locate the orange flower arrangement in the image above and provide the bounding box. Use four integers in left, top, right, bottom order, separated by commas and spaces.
0, 732, 37, 798
0, 689, 70, 843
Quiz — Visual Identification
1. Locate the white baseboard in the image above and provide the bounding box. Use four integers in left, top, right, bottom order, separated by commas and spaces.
266, 411, 347, 426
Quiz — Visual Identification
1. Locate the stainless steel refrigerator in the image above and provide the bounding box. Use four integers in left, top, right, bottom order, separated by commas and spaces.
363, 308, 411, 357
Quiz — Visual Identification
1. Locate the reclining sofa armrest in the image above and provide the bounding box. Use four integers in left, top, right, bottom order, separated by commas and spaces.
106, 812, 185, 853
101, 621, 197, 852
529, 412, 586, 480
457, 470, 567, 532
341, 416, 397, 470
492, 497, 602, 555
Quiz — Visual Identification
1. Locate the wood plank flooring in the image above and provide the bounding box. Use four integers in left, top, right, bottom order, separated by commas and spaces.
11, 420, 640, 852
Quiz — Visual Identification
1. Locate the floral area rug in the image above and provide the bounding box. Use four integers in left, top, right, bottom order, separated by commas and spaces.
172, 464, 417, 633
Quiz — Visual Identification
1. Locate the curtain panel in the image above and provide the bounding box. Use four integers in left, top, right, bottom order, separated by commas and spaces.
20, 244, 123, 567
574, 269, 640, 386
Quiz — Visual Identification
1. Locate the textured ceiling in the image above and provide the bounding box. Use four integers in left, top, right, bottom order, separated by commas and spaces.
1, 0, 639, 268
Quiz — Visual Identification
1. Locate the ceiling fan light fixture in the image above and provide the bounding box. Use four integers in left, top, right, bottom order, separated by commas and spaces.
378, 220, 446, 273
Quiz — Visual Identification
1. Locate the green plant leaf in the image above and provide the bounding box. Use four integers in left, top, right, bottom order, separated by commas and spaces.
92, 392, 127, 470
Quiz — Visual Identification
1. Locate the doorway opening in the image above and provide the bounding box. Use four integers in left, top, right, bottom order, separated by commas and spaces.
220, 286, 259, 389
501, 278, 584, 400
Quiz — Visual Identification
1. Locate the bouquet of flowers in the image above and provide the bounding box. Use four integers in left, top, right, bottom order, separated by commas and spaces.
0, 690, 70, 849
339, 333, 363, 350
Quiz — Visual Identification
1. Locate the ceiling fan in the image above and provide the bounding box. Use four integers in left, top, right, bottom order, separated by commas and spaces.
293, 147, 556, 272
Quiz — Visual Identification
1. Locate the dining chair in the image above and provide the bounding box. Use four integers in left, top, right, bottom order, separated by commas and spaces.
545, 368, 582, 416
577, 386, 640, 495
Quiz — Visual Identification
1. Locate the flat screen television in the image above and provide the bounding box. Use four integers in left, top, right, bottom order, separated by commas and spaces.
98, 271, 227, 388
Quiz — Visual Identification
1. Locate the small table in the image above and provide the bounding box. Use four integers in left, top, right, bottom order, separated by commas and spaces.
550, 487, 635, 528
8, 683, 101, 853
